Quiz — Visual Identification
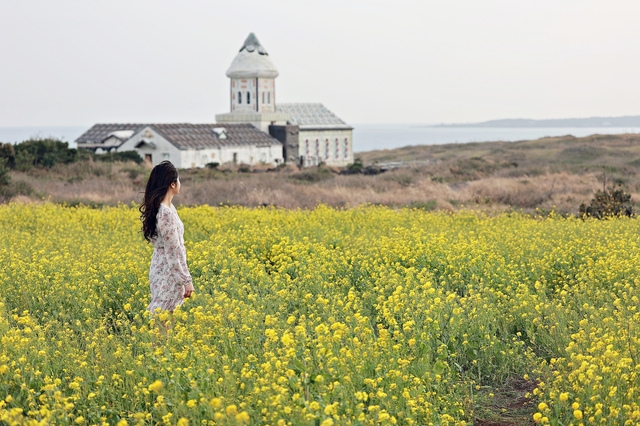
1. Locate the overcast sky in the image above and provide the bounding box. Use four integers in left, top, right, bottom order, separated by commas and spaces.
1, 0, 639, 127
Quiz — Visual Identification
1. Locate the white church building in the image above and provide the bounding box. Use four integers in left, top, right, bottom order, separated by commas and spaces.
217, 33, 354, 167
75, 123, 282, 169
75, 33, 353, 168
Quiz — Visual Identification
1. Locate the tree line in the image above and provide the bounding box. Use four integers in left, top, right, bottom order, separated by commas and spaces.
0, 138, 142, 186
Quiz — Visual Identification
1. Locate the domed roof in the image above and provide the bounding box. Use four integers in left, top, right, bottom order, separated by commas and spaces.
226, 33, 279, 79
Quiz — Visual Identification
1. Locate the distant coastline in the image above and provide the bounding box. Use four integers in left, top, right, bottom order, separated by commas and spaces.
431, 115, 640, 128
0, 126, 86, 146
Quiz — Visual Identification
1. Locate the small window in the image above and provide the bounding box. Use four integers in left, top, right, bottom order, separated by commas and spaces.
305, 139, 309, 155
325, 139, 329, 159
315, 139, 319, 157
162, 153, 170, 159
268, 92, 271, 104
344, 138, 349, 158
247, 92, 250, 104
238, 92, 242, 104
334, 138, 339, 159
262, 92, 265, 104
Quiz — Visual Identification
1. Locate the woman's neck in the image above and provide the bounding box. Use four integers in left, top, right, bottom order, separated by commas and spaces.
161, 193, 173, 207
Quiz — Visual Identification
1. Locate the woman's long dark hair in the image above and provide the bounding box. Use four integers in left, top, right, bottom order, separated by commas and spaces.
140, 161, 178, 242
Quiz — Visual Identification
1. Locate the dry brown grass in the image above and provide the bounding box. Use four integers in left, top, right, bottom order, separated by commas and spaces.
4, 133, 639, 214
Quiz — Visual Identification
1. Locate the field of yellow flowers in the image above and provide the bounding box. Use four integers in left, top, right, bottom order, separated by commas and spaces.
1, 203, 639, 425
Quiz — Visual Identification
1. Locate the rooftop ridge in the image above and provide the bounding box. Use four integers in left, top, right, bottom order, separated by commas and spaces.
239, 32, 268, 55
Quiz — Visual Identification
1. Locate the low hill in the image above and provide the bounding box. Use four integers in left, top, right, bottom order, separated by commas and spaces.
358, 133, 640, 183
432, 115, 640, 128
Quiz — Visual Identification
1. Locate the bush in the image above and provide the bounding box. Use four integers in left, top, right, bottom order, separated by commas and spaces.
362, 165, 384, 175
290, 166, 333, 183
0, 159, 10, 186
579, 185, 633, 218
13, 138, 77, 170
94, 150, 143, 164
0, 143, 15, 168
206, 162, 220, 169
122, 167, 142, 180
0, 179, 33, 199
344, 158, 364, 174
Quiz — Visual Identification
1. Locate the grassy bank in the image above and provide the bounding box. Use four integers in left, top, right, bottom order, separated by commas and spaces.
3, 133, 640, 213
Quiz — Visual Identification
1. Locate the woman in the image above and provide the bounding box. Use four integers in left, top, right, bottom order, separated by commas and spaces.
140, 161, 194, 313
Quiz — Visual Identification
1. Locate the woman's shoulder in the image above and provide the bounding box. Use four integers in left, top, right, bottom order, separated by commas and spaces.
157, 204, 174, 219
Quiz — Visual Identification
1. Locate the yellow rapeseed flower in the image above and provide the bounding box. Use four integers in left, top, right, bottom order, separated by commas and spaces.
148, 380, 164, 392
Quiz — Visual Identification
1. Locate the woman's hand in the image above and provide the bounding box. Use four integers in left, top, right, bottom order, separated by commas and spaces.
184, 283, 195, 298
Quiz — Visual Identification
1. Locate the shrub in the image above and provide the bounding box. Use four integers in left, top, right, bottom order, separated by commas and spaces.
94, 150, 143, 164
343, 158, 364, 174
13, 138, 77, 170
362, 165, 384, 175
0, 179, 33, 199
0, 159, 10, 186
0, 143, 15, 168
290, 166, 333, 183
206, 162, 219, 169
579, 185, 633, 218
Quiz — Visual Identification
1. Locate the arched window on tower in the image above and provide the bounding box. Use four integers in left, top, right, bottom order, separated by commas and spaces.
238, 92, 242, 104
247, 92, 251, 104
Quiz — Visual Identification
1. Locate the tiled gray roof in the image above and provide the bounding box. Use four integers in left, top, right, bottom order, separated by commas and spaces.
151, 123, 281, 149
76, 123, 281, 150
75, 123, 149, 145
277, 103, 352, 129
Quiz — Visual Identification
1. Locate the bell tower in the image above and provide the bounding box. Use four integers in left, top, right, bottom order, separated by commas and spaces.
216, 33, 289, 132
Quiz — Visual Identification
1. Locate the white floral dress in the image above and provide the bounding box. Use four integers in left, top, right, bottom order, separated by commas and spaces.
147, 203, 192, 312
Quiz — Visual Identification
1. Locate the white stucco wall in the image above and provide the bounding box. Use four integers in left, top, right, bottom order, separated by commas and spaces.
117, 126, 283, 169
298, 129, 353, 167
218, 144, 282, 166
231, 78, 258, 113
117, 127, 183, 168
181, 148, 220, 169
257, 78, 275, 113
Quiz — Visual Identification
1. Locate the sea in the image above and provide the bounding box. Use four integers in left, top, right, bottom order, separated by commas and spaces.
351, 124, 640, 152
1, 124, 638, 153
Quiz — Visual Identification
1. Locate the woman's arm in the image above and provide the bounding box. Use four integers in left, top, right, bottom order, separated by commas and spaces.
157, 209, 193, 289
